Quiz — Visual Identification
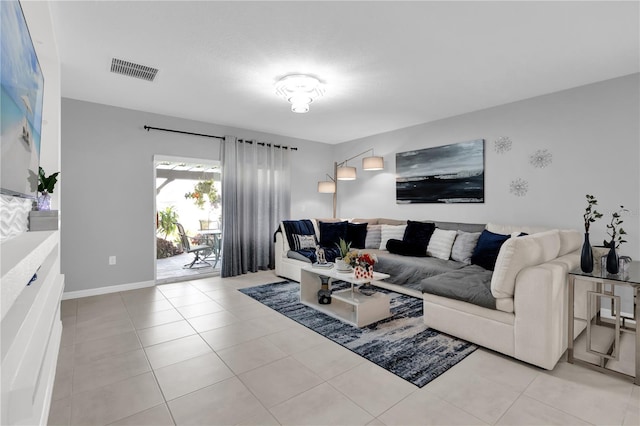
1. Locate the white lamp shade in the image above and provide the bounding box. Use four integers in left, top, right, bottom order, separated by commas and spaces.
363, 156, 384, 170
337, 166, 357, 180
317, 181, 336, 193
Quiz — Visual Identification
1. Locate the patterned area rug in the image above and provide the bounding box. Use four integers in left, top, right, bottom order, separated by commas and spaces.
239, 280, 476, 387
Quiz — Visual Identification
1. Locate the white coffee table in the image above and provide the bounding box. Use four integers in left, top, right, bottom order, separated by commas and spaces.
300, 265, 391, 327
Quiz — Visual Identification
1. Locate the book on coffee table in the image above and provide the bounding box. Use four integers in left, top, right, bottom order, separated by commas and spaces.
312, 262, 334, 269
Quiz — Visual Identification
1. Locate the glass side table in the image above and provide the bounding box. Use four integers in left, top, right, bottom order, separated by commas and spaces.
568, 261, 640, 385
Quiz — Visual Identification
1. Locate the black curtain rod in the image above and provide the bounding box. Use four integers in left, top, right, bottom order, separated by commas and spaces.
143, 125, 298, 151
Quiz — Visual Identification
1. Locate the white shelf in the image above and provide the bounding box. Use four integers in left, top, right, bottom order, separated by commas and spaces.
1, 231, 58, 320
0, 230, 63, 425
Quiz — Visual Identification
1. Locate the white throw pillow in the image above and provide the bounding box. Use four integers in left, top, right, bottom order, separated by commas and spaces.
379, 224, 407, 250
491, 229, 561, 298
365, 225, 382, 249
426, 229, 457, 260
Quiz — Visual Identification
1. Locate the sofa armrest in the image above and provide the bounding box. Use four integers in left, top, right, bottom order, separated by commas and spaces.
275, 231, 286, 270
513, 252, 579, 369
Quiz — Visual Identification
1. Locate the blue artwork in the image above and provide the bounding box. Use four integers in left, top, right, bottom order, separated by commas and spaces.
396, 139, 485, 203
1, 0, 44, 198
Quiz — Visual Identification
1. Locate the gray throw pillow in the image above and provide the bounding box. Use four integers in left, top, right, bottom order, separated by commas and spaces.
451, 230, 481, 264
365, 225, 382, 249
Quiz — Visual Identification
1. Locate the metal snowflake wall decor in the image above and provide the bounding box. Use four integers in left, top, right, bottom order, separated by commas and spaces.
529, 149, 552, 168
494, 136, 512, 154
509, 178, 529, 197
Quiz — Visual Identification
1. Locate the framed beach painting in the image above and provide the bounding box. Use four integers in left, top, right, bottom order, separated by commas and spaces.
0, 0, 44, 199
396, 139, 484, 204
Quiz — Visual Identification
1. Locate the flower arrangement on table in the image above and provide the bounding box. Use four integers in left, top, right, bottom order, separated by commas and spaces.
344, 251, 378, 280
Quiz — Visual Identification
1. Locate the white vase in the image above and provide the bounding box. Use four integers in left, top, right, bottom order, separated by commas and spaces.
335, 258, 349, 271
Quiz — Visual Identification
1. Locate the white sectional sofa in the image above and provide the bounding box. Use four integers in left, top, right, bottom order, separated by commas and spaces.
274, 218, 583, 370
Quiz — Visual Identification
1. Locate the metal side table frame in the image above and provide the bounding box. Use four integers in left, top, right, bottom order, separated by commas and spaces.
568, 261, 640, 385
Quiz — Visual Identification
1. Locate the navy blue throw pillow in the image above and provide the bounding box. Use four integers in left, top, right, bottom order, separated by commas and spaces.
470, 230, 510, 271
319, 221, 348, 248
403, 221, 436, 251
347, 222, 368, 249
281, 220, 315, 250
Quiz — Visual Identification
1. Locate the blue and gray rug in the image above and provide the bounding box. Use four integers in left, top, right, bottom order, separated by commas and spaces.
239, 280, 476, 387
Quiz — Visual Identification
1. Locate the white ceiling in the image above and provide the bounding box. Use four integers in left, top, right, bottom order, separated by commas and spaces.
49, 1, 639, 144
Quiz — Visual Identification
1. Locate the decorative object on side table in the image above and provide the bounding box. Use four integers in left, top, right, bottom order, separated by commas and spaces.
36, 167, 59, 211
581, 194, 603, 273
317, 276, 331, 304
603, 205, 628, 274
591, 246, 609, 276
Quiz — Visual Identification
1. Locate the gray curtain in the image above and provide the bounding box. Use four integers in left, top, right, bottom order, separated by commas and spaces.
220, 136, 291, 277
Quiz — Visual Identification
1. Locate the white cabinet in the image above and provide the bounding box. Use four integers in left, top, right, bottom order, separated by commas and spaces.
1, 231, 64, 425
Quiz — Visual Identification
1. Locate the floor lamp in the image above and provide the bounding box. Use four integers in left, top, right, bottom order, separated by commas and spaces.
317, 149, 384, 218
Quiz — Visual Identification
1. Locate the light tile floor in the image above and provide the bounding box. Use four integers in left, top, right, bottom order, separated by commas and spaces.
49, 271, 639, 425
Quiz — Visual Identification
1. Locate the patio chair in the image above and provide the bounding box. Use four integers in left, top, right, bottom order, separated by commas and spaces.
175, 222, 212, 269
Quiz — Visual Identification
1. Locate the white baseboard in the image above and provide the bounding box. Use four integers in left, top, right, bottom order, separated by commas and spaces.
62, 280, 155, 300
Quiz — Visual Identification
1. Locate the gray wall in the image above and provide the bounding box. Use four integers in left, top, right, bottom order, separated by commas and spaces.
61, 99, 332, 292
333, 74, 640, 260
62, 74, 639, 292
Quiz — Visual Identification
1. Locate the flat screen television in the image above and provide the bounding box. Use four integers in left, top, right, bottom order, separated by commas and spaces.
0, 0, 44, 199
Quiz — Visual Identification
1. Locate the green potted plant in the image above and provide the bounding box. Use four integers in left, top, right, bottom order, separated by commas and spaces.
335, 238, 352, 271
37, 167, 59, 211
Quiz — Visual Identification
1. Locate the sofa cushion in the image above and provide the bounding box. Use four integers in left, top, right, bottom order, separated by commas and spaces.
287, 250, 313, 263
365, 224, 382, 249
353, 218, 378, 225
403, 220, 436, 252
491, 229, 561, 299
486, 222, 549, 236
292, 234, 317, 250
319, 221, 348, 248
347, 222, 368, 249
380, 224, 407, 250
427, 229, 457, 260
558, 229, 582, 256
281, 220, 316, 251
420, 265, 495, 310
373, 250, 465, 285
378, 218, 407, 226
471, 230, 511, 271
451, 231, 481, 264
386, 239, 428, 257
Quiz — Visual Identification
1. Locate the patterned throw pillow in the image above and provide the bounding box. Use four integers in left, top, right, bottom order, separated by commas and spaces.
292, 234, 317, 250
450, 231, 481, 264
426, 229, 458, 260
379, 224, 407, 250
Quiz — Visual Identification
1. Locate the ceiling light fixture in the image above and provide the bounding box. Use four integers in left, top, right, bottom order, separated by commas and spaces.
275, 74, 325, 113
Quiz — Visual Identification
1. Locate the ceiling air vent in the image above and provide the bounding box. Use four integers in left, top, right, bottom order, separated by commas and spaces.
110, 58, 158, 82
